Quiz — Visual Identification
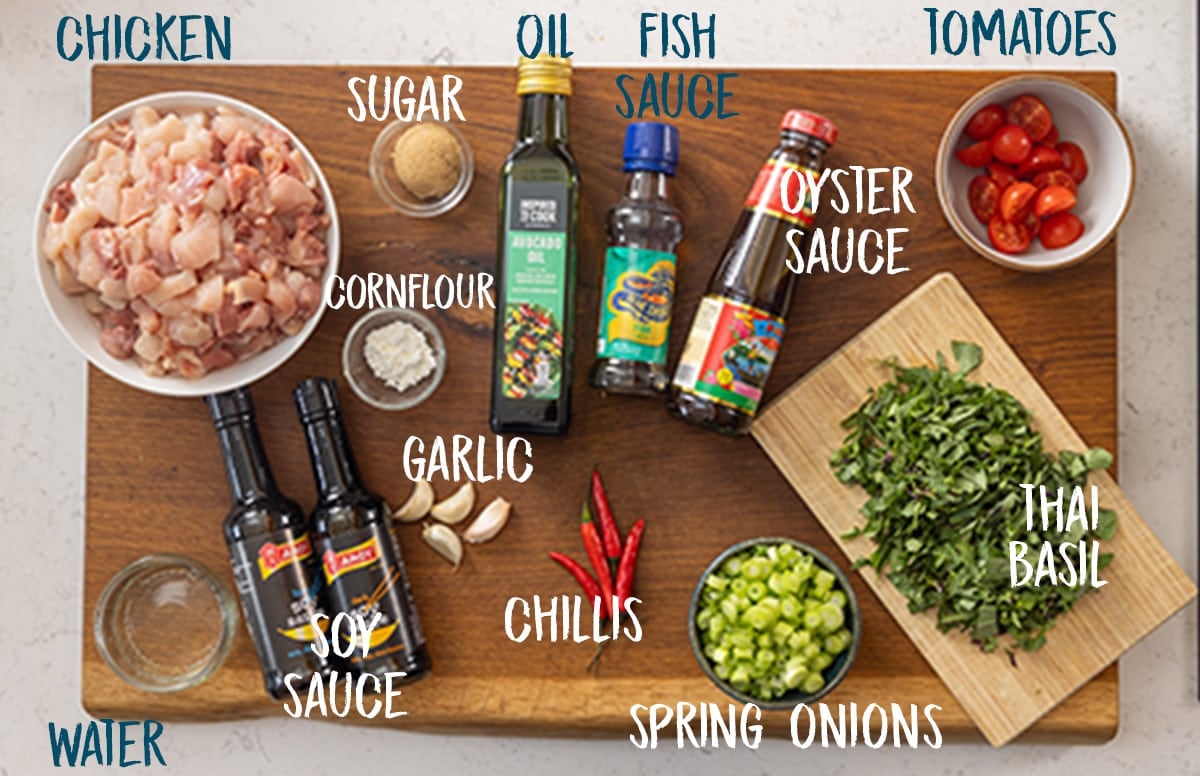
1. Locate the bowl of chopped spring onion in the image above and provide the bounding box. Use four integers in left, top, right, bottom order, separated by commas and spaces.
689, 538, 861, 709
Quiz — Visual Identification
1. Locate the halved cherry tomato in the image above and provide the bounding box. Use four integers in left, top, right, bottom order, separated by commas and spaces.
999, 182, 1037, 223
1032, 169, 1077, 195
1043, 124, 1060, 145
967, 175, 1000, 223
1040, 212, 1085, 249
1023, 208, 1042, 236
987, 162, 1017, 190
1015, 146, 1064, 179
965, 104, 1006, 141
988, 214, 1034, 253
1033, 185, 1076, 217
956, 140, 993, 167
1007, 95, 1054, 142
1056, 142, 1089, 183
991, 124, 1032, 165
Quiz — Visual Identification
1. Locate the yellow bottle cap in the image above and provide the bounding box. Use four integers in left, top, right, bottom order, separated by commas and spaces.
517, 54, 572, 96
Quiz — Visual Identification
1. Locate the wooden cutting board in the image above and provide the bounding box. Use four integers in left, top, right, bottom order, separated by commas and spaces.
752, 272, 1196, 746
85, 65, 1128, 741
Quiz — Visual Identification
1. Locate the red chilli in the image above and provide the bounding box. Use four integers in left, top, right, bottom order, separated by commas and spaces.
580, 503, 615, 612
614, 519, 645, 614
591, 469, 623, 564
548, 551, 610, 620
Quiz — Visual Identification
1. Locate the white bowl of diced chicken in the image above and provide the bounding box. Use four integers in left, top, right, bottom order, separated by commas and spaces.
35, 91, 339, 396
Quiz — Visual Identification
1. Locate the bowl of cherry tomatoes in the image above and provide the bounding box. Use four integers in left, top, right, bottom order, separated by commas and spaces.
936, 75, 1135, 272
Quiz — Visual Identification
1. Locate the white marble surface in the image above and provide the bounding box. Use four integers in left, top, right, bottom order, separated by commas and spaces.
1, 1, 1196, 773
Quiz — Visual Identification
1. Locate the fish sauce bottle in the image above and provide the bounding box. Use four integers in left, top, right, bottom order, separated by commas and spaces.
490, 54, 580, 435
293, 378, 431, 685
667, 110, 838, 436
589, 121, 684, 396
206, 388, 333, 700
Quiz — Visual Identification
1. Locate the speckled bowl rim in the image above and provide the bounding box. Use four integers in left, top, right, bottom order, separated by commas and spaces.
934, 74, 1136, 273
687, 537, 862, 710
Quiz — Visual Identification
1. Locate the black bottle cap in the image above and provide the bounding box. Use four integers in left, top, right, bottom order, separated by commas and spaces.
205, 387, 255, 428
293, 377, 342, 423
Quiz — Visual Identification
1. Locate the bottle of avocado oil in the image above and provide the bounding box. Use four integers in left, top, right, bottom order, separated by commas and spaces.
490, 54, 580, 436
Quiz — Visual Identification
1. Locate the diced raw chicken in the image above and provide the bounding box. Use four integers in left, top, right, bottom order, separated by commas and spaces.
265, 277, 296, 321
191, 273, 226, 314
146, 204, 178, 260
98, 308, 135, 359
268, 173, 317, 215
135, 112, 185, 149
169, 211, 221, 270
223, 130, 261, 166
133, 330, 166, 363
166, 314, 215, 347
119, 180, 156, 225
42, 105, 329, 378
143, 270, 198, 308
226, 273, 265, 304
126, 262, 162, 297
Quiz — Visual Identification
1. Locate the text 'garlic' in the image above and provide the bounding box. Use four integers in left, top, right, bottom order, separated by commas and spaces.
462, 497, 511, 544
422, 522, 463, 570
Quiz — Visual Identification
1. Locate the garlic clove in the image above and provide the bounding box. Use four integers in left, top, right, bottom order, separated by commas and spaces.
393, 479, 434, 523
462, 497, 512, 544
430, 482, 475, 525
422, 522, 463, 570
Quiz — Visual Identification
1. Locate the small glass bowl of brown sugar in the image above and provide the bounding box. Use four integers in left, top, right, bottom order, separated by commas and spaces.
370, 120, 473, 218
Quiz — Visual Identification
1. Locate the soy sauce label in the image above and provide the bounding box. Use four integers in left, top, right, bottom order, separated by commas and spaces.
672, 295, 785, 415
596, 246, 676, 365
501, 180, 569, 400
230, 529, 328, 677
744, 159, 817, 228
319, 524, 425, 666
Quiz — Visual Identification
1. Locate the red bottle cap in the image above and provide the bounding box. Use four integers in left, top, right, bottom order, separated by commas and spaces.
781, 110, 838, 146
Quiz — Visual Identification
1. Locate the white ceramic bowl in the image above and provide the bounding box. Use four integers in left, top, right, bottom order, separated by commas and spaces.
33, 91, 340, 397
935, 76, 1135, 272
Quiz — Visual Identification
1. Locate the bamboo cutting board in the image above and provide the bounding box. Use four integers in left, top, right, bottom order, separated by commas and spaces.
85, 65, 1127, 741
752, 272, 1196, 746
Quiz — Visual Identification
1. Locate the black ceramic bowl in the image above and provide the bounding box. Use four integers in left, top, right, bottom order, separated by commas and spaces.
687, 537, 862, 710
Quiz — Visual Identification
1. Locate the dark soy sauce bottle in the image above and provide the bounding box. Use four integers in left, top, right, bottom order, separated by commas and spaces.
207, 388, 333, 700
293, 378, 431, 685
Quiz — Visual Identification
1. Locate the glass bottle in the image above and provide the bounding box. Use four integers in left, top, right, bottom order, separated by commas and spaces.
590, 121, 684, 396
293, 378, 431, 685
667, 110, 838, 436
490, 54, 580, 435
206, 387, 333, 700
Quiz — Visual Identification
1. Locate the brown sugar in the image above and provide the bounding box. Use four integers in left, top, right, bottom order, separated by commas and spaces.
390, 123, 463, 200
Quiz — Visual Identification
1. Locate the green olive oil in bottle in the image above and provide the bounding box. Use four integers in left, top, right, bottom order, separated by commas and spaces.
490, 55, 580, 436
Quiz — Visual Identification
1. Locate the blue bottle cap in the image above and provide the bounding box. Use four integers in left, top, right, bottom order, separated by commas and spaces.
622, 122, 679, 175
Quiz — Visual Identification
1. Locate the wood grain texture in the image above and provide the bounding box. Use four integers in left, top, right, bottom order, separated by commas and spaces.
83, 66, 1127, 741
752, 273, 1196, 746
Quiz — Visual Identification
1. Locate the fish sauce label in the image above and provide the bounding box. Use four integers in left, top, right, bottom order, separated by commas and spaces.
672, 295, 785, 415
744, 159, 817, 228
596, 246, 676, 365
501, 180, 569, 400
320, 524, 425, 666
230, 529, 328, 676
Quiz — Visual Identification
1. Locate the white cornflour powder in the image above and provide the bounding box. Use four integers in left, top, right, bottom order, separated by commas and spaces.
363, 320, 437, 392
